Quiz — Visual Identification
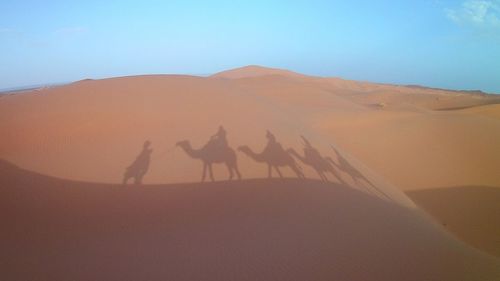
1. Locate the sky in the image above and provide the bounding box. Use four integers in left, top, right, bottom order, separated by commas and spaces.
1, 0, 499, 93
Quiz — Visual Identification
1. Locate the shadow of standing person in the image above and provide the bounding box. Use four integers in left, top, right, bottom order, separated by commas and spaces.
123, 140, 153, 185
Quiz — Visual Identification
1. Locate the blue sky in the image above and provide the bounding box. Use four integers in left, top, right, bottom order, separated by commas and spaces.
1, 0, 499, 93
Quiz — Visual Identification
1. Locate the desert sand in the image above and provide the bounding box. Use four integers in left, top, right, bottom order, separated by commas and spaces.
1, 65, 499, 280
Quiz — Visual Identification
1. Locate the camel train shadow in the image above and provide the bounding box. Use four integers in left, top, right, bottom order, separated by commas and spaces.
122, 126, 388, 199
173, 126, 384, 194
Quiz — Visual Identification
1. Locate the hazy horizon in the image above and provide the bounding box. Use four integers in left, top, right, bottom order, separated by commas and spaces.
2, 65, 499, 95
1, 1, 500, 93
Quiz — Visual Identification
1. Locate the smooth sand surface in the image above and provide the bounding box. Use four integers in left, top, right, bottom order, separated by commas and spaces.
1, 160, 499, 281
407, 186, 500, 258
1, 65, 500, 279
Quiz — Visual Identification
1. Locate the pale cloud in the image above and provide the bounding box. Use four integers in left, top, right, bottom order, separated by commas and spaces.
446, 0, 500, 28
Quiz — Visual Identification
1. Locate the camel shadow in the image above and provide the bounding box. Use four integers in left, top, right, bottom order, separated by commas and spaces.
329, 145, 391, 200
176, 126, 241, 182
287, 136, 344, 183
123, 140, 152, 185
238, 130, 304, 179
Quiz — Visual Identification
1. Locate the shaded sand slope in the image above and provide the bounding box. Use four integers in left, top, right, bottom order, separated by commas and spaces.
1, 160, 499, 281
408, 186, 500, 258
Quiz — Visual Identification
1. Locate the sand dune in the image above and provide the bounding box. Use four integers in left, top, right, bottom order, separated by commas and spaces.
1, 159, 499, 281
1, 65, 500, 279
213, 65, 309, 79
1, 66, 498, 191
408, 185, 500, 257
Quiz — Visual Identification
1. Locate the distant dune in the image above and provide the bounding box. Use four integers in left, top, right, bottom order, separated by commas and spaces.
1, 65, 499, 279
212, 65, 309, 79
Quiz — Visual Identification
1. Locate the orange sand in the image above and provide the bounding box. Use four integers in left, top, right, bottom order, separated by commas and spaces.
1, 65, 499, 279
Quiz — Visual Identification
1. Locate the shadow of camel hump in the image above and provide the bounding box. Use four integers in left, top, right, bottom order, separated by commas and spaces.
176, 126, 241, 182
123, 140, 152, 185
287, 136, 344, 183
238, 130, 304, 179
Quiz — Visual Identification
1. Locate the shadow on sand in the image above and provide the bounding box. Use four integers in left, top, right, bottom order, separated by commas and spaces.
176, 126, 241, 182
123, 140, 153, 185
108, 126, 393, 206
328, 145, 391, 200
287, 136, 343, 183
238, 130, 304, 179
174, 126, 389, 201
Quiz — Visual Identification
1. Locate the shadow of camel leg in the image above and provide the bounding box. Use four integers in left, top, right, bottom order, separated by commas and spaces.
201, 163, 207, 182
136, 175, 144, 184
291, 164, 304, 178
208, 164, 215, 182
317, 171, 326, 182
268, 165, 273, 178
226, 162, 234, 180
329, 168, 345, 185
275, 166, 283, 178
354, 177, 367, 188
323, 173, 330, 182
360, 176, 375, 188
234, 166, 242, 180
325, 157, 347, 184
356, 177, 391, 200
